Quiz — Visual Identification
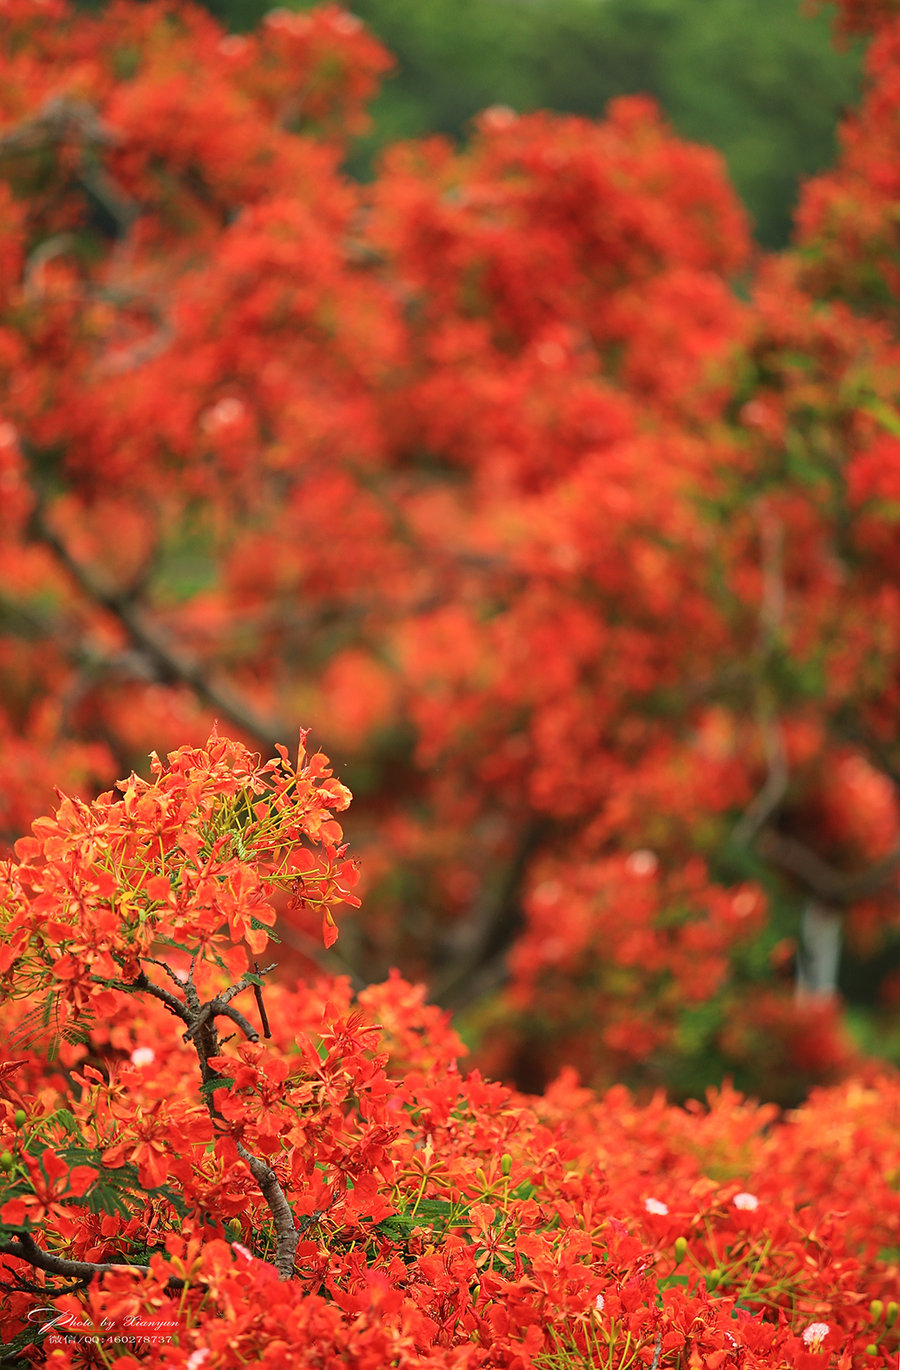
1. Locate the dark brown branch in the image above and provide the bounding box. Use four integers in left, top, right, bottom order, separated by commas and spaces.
28, 501, 281, 752
142, 957, 192, 990
215, 1003, 259, 1040
128, 969, 191, 1024
182, 964, 277, 1044
253, 963, 271, 1039
183, 999, 259, 1044
432, 817, 543, 1011
218, 964, 277, 1007
110, 961, 299, 1279
166, 967, 300, 1282
0, 1231, 199, 1291
0, 1265, 91, 1295
236, 1144, 298, 1281
760, 830, 900, 906
0, 95, 119, 157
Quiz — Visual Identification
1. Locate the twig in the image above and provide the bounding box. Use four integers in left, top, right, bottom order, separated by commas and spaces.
218, 964, 277, 1007
253, 962, 271, 1039
182, 965, 277, 1043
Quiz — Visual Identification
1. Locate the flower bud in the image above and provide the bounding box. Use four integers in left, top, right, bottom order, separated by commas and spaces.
869, 1300, 884, 1323
500, 1154, 512, 1176
886, 1301, 898, 1329
0, 1151, 13, 1171
673, 1236, 688, 1263
13, 1110, 26, 1129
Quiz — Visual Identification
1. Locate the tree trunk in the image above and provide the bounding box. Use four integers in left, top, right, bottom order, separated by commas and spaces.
796, 898, 842, 999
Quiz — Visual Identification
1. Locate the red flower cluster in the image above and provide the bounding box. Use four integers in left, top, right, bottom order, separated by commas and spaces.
3, 0, 900, 1118
0, 741, 898, 1365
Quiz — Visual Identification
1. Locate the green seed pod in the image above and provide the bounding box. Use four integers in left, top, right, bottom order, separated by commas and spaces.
706, 1268, 722, 1291
887, 1302, 898, 1329
869, 1299, 884, 1323
500, 1153, 512, 1176
0, 1151, 13, 1172
13, 1110, 26, 1129
864, 1345, 878, 1357
673, 1236, 688, 1263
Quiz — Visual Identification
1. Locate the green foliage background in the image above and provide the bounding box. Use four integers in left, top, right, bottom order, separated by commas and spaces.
199, 0, 862, 248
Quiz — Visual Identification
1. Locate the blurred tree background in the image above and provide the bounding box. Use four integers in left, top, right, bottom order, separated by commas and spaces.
191, 0, 862, 248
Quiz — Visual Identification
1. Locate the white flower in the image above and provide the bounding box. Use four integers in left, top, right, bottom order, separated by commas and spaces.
482, 105, 517, 130
203, 397, 246, 431
594, 1293, 605, 1312
801, 1322, 830, 1350
218, 35, 248, 55
130, 1047, 155, 1067
332, 11, 362, 33
732, 1191, 759, 1211
627, 849, 658, 877
187, 1351, 210, 1370
644, 1197, 669, 1215
732, 890, 756, 917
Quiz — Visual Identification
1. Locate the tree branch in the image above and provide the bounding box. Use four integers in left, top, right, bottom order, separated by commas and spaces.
97, 961, 300, 1280
0, 1231, 198, 1291
432, 817, 543, 1011
760, 829, 900, 905
182, 964, 277, 1044
166, 967, 300, 1281
28, 500, 282, 752
731, 716, 788, 848
732, 501, 790, 847
127, 969, 191, 1024
235, 1144, 298, 1281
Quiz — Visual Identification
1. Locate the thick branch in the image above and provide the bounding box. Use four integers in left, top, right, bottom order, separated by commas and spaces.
731, 717, 788, 848
236, 1144, 298, 1281
128, 969, 191, 1024
183, 999, 259, 1044
0, 1231, 197, 1290
761, 830, 900, 905
0, 95, 119, 157
732, 502, 789, 847
173, 969, 299, 1281
432, 817, 543, 1011
29, 502, 281, 752
182, 964, 277, 1044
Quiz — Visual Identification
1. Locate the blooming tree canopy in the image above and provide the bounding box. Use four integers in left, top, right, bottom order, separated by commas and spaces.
2, 6, 900, 1353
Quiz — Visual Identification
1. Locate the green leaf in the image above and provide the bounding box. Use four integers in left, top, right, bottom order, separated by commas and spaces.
200, 1075, 234, 1094
862, 395, 900, 439
153, 934, 198, 955
250, 916, 280, 942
